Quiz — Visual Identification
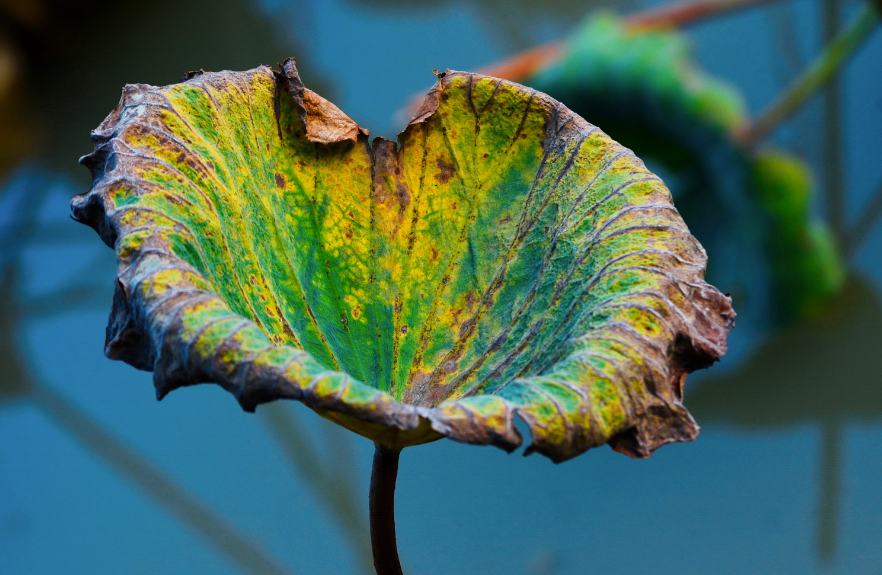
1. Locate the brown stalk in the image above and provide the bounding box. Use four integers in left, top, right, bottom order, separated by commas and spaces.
478, 0, 779, 81
369, 445, 403, 575
400, 0, 781, 117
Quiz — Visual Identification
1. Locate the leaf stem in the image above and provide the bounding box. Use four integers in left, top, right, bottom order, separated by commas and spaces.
23, 283, 106, 317
817, 420, 841, 562
626, 0, 777, 30
844, 180, 882, 256
822, 0, 846, 241
397, 0, 781, 120
261, 404, 374, 575
735, 2, 880, 146
369, 445, 403, 575
476, 0, 781, 81
30, 383, 293, 575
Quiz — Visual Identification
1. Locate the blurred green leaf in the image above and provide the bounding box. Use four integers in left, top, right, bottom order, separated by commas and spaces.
526, 13, 845, 332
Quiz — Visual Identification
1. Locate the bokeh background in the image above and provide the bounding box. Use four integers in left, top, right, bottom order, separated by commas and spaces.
1, 0, 880, 573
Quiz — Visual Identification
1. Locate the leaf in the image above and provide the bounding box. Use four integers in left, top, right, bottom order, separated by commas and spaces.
71, 59, 733, 462
526, 13, 844, 330
751, 152, 845, 318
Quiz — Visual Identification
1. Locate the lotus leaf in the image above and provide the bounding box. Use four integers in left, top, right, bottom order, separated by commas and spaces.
71, 59, 733, 462
526, 14, 844, 328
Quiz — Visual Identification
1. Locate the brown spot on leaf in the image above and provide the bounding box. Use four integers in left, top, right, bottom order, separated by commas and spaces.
279, 317, 297, 344
395, 182, 410, 212
435, 158, 456, 184
464, 290, 477, 311
274, 173, 286, 188
458, 318, 474, 339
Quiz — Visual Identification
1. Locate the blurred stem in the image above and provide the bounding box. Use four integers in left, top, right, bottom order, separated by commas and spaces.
0, 225, 92, 252
369, 445, 403, 575
817, 420, 841, 563
626, 0, 777, 29
475, 40, 563, 85
30, 383, 293, 575
477, 0, 781, 81
24, 283, 106, 317
260, 404, 374, 575
21, 251, 115, 318
323, 414, 360, 478
768, 0, 811, 157
735, 3, 880, 147
822, 0, 845, 241
476, 0, 535, 53
844, 180, 882, 256
770, 0, 806, 86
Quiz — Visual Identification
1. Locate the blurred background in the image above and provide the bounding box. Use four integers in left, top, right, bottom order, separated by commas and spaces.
0, 0, 880, 573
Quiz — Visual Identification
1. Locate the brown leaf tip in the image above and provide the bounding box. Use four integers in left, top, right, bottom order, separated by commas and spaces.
302, 89, 369, 144
275, 58, 368, 145
180, 69, 205, 82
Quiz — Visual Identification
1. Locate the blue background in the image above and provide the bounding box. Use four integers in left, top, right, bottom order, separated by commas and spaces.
1, 0, 880, 573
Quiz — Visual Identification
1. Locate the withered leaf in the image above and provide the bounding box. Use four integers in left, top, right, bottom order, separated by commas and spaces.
71, 59, 733, 462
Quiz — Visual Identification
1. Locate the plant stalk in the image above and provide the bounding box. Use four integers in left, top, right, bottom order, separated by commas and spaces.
398, 0, 781, 120
30, 383, 293, 575
735, 2, 880, 146
817, 420, 841, 562
261, 403, 374, 575
477, 0, 781, 81
626, 0, 777, 30
844, 180, 882, 256
369, 445, 403, 575
822, 0, 846, 242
